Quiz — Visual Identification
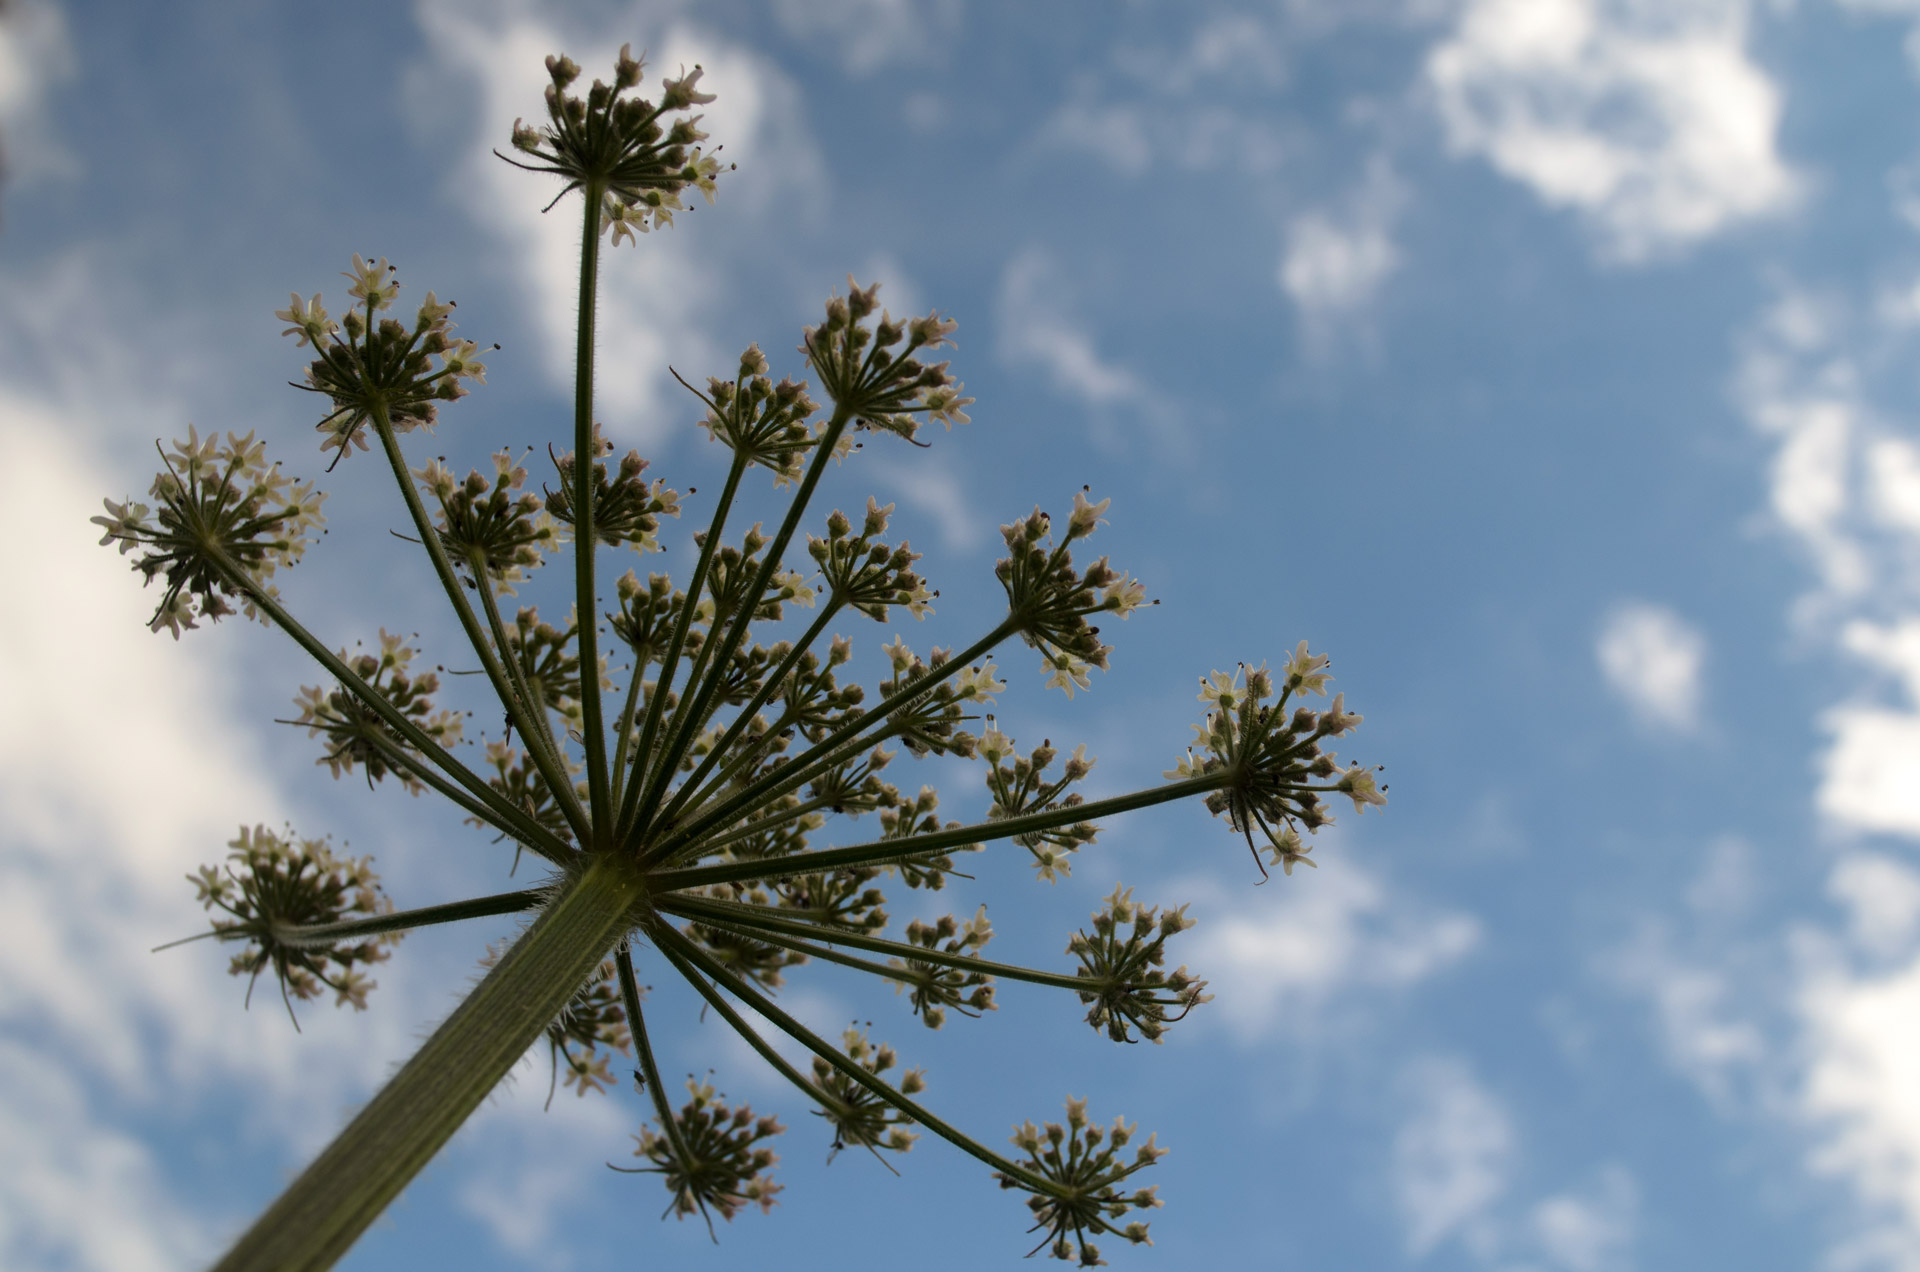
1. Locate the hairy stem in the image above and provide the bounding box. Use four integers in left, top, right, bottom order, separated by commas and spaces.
653, 923, 1051, 1192
656, 771, 1232, 892
573, 177, 612, 834
661, 895, 1094, 994
211, 855, 646, 1272
368, 401, 591, 845
217, 555, 574, 865
270, 887, 547, 948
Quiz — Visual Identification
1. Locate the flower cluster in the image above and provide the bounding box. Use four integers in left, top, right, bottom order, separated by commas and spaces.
282, 259, 489, 461
415, 449, 563, 593
999, 1098, 1165, 1266
808, 498, 934, 621
188, 824, 397, 1019
888, 907, 996, 1029
1068, 887, 1210, 1044
1169, 647, 1386, 879
694, 345, 821, 484
620, 1080, 783, 1231
289, 629, 464, 793
801, 277, 973, 441
501, 606, 592, 730
92, 426, 325, 637
546, 423, 681, 552
997, 490, 1149, 698
980, 726, 1099, 882
811, 1026, 924, 1163
507, 44, 727, 241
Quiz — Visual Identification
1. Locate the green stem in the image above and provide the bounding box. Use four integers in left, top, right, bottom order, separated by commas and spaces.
573, 177, 612, 835
655, 771, 1232, 892
660, 895, 1094, 994
653, 923, 1051, 1192
271, 888, 547, 948
630, 403, 854, 840
618, 945, 699, 1176
654, 600, 844, 830
218, 556, 574, 865
648, 615, 1022, 862
616, 453, 749, 843
210, 855, 647, 1272
472, 557, 584, 826
365, 401, 591, 845
352, 720, 521, 837
652, 934, 827, 1102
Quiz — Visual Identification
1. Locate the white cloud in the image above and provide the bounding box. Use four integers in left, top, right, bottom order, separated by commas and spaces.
1868, 438, 1920, 535
1819, 622, 1920, 838
0, 1041, 208, 1272
415, 3, 826, 447
1426, 0, 1798, 262
1528, 1169, 1639, 1272
0, 0, 77, 184
996, 247, 1144, 411
770, 0, 955, 75
1280, 160, 1405, 329
1596, 601, 1707, 732
1831, 854, 1920, 960
1393, 1056, 1514, 1257
1820, 707, 1920, 838
1186, 864, 1480, 1040
1611, 926, 1767, 1104
864, 455, 985, 552
1802, 938, 1920, 1263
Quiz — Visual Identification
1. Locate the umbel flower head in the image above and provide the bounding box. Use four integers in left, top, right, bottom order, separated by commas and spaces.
109, 46, 1388, 1272
185, 825, 398, 1023
92, 426, 325, 637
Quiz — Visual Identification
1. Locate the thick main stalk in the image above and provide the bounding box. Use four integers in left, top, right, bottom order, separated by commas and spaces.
210, 856, 647, 1272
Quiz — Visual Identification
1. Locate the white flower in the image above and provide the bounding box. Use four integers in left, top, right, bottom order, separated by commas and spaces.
442, 340, 488, 385
413, 458, 458, 500
1197, 668, 1241, 709
955, 662, 1005, 704
1283, 640, 1331, 696
1102, 575, 1148, 617
275, 292, 333, 347
980, 723, 1015, 765
661, 65, 716, 109
881, 634, 914, 674
1067, 489, 1110, 539
1320, 692, 1362, 736
773, 569, 816, 608
1335, 764, 1387, 813
343, 255, 398, 310
1044, 651, 1092, 698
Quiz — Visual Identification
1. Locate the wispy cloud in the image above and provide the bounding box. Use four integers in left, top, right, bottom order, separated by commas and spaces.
1280, 158, 1405, 338
994, 246, 1186, 456
770, 0, 957, 75
1426, 0, 1799, 262
0, 0, 77, 185
1596, 601, 1708, 733
1393, 1056, 1514, 1257
1184, 863, 1480, 1041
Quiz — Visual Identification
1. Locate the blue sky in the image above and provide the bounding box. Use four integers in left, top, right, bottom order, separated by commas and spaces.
9, 0, 1920, 1268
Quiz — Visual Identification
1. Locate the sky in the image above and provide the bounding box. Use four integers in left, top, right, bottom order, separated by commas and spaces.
8, 0, 1920, 1268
